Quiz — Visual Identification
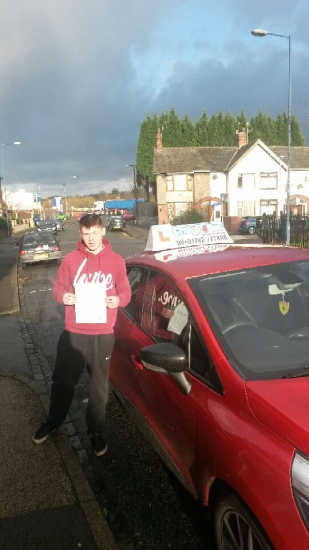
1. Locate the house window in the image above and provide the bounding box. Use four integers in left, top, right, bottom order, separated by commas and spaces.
237, 201, 255, 217
166, 174, 192, 192
260, 200, 278, 215
167, 176, 173, 192
260, 173, 278, 189
237, 174, 255, 189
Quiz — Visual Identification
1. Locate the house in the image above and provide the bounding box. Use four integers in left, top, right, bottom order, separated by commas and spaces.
153, 128, 309, 229
6, 188, 36, 211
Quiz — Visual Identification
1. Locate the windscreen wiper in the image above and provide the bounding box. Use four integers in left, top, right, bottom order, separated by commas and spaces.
282, 365, 309, 378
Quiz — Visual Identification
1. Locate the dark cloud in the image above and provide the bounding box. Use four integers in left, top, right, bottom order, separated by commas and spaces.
0, 0, 308, 198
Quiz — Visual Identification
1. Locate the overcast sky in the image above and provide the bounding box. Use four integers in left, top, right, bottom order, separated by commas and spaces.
0, 0, 308, 198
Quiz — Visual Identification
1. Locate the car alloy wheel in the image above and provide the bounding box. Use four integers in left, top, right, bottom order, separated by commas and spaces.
214, 494, 271, 550
248, 226, 256, 235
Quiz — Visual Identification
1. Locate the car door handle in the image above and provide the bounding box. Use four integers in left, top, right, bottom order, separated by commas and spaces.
131, 355, 144, 370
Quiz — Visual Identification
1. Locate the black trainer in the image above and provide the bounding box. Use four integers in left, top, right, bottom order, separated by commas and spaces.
32, 419, 59, 444
90, 433, 107, 457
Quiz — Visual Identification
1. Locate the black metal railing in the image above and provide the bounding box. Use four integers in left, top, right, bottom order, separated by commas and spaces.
257, 213, 309, 247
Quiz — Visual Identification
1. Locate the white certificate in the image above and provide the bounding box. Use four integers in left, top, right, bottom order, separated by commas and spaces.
75, 283, 106, 324
167, 302, 188, 335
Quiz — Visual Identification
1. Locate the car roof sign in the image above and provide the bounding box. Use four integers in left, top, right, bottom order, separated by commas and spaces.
145, 222, 233, 252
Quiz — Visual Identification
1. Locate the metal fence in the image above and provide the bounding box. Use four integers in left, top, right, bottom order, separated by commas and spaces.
257, 213, 309, 247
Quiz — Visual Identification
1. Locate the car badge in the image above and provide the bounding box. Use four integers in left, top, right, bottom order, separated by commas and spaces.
279, 300, 289, 315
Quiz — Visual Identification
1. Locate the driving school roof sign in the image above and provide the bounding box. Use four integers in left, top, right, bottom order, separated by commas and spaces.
145, 222, 234, 252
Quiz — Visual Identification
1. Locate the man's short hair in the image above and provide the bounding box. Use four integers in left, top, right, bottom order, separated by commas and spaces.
79, 213, 104, 228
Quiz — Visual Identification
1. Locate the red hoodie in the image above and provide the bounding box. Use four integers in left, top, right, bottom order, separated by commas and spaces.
53, 238, 131, 335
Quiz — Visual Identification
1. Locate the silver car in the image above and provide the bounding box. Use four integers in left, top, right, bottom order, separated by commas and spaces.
19, 231, 61, 268
107, 215, 126, 231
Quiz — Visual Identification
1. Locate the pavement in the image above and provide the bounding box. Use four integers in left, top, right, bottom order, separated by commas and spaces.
0, 220, 261, 550
0, 223, 118, 550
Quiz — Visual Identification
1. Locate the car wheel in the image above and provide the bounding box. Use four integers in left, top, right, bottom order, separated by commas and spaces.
214, 493, 271, 550
248, 226, 256, 235
56, 259, 61, 265
20, 262, 27, 269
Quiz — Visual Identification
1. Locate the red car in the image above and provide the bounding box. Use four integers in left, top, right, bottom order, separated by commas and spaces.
110, 223, 309, 549
123, 211, 136, 221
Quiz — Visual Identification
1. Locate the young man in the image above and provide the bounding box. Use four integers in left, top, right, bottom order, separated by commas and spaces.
32, 213, 131, 456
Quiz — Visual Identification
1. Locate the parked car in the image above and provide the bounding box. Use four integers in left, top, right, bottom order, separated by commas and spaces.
123, 210, 136, 221
56, 218, 65, 231
19, 230, 61, 268
238, 215, 259, 234
106, 215, 126, 231
48, 218, 64, 232
110, 227, 309, 550
44, 218, 63, 232
58, 212, 69, 220
36, 219, 58, 235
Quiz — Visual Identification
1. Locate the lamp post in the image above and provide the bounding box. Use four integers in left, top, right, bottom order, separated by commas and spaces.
67, 175, 77, 215
251, 28, 291, 245
62, 183, 67, 213
126, 164, 138, 223
1, 142, 21, 236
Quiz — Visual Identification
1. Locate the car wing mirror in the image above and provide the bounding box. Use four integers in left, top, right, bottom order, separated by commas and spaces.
141, 343, 191, 396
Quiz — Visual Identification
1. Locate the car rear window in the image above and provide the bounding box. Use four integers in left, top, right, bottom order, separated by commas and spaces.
23, 233, 57, 247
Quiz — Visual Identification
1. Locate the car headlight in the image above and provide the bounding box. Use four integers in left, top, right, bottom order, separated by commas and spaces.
292, 452, 309, 530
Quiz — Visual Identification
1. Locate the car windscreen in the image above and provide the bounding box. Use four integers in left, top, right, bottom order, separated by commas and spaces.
188, 260, 309, 381
22, 233, 57, 248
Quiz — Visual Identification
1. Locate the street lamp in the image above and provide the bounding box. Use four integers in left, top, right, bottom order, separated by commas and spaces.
67, 175, 77, 214
62, 183, 67, 213
126, 164, 138, 223
251, 28, 291, 245
1, 142, 21, 236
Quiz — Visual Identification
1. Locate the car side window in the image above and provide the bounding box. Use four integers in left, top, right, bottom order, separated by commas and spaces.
140, 269, 189, 344
124, 266, 148, 322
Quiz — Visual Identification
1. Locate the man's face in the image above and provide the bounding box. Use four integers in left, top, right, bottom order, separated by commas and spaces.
80, 225, 105, 254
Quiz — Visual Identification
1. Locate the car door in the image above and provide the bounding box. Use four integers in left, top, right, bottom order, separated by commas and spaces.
124, 268, 206, 497
112, 266, 152, 408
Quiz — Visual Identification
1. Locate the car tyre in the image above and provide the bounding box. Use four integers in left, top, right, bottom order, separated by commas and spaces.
20, 262, 27, 269
214, 493, 271, 550
56, 259, 61, 266
248, 226, 256, 235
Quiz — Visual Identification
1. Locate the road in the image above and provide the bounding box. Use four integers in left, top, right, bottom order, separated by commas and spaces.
19, 221, 216, 549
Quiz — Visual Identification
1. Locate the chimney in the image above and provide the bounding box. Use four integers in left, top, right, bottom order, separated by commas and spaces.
156, 128, 163, 150
234, 127, 248, 148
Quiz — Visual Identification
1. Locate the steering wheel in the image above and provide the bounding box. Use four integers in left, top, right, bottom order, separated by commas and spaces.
222, 321, 257, 335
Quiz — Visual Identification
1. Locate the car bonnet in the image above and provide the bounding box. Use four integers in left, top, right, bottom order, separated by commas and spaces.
246, 378, 309, 454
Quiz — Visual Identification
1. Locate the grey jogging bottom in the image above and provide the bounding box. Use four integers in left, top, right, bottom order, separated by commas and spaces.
48, 330, 115, 434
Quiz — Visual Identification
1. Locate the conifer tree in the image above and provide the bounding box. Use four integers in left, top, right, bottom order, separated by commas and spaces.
159, 109, 182, 146
180, 116, 197, 146
223, 112, 237, 146
136, 113, 158, 198
136, 109, 305, 190
196, 111, 209, 146
291, 115, 305, 145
